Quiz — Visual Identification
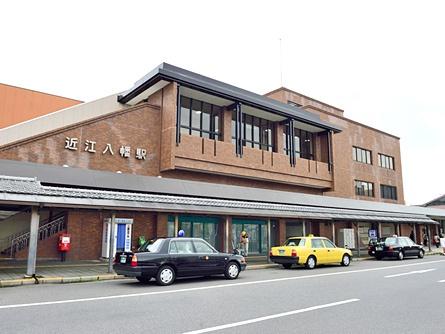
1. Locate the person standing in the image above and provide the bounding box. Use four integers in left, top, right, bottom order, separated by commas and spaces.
434, 234, 440, 248
409, 230, 415, 243
240, 230, 249, 257
423, 232, 428, 247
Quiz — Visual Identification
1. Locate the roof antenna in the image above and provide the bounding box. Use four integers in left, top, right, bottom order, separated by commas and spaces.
279, 37, 283, 87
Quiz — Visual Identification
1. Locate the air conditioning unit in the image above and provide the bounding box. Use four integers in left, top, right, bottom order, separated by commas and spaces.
338, 228, 355, 249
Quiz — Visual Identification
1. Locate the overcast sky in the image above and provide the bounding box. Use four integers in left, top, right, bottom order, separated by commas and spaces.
1, 0, 444, 205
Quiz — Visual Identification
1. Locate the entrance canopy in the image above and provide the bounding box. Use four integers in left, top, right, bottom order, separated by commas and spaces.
0, 174, 440, 225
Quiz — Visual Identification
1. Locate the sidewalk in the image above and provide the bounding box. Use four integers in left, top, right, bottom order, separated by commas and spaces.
0, 257, 278, 288
1, 250, 443, 288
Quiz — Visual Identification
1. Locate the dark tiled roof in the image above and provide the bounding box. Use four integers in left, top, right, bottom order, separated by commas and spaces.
0, 175, 438, 224
1, 159, 445, 219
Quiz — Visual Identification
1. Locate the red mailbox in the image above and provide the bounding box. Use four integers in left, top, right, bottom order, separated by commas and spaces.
58, 233, 71, 252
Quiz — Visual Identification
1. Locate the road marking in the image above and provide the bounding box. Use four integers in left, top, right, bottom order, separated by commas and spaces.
182, 298, 360, 334
439, 280, 445, 283
0, 259, 444, 310
384, 268, 436, 278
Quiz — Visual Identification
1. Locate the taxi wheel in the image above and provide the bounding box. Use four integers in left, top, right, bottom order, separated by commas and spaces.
341, 254, 351, 266
224, 261, 240, 279
282, 264, 292, 269
156, 265, 176, 286
136, 276, 151, 284
305, 256, 317, 269
397, 251, 404, 261
418, 250, 424, 258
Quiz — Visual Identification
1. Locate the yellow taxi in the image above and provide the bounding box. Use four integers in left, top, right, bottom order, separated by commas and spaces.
269, 235, 352, 269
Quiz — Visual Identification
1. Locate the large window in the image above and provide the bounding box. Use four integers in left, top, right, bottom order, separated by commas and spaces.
380, 184, 397, 200
353, 146, 372, 164
378, 153, 394, 170
180, 96, 222, 140
283, 125, 314, 160
355, 180, 374, 197
231, 112, 274, 151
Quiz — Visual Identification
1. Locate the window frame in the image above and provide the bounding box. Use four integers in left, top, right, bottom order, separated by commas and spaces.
283, 125, 314, 160
180, 96, 222, 141
168, 239, 196, 254
354, 180, 374, 197
192, 239, 217, 254
380, 184, 397, 200
311, 239, 326, 248
352, 146, 372, 165
378, 153, 395, 170
231, 111, 275, 151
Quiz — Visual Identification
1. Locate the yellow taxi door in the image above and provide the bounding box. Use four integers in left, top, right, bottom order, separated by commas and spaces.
310, 238, 328, 264
322, 239, 342, 263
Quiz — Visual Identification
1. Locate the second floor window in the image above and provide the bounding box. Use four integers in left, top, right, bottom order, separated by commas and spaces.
231, 112, 274, 151
283, 125, 314, 160
180, 97, 222, 140
381, 184, 397, 200
378, 153, 394, 170
355, 180, 374, 197
353, 146, 372, 164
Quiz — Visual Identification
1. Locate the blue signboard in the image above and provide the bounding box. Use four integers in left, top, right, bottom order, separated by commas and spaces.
368, 229, 377, 238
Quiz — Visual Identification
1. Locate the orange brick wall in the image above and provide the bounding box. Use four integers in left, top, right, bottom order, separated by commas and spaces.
0, 83, 81, 129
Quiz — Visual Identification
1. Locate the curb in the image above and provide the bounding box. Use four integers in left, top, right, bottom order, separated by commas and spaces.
247, 263, 278, 270
0, 274, 125, 288
2, 254, 443, 288
0, 265, 276, 287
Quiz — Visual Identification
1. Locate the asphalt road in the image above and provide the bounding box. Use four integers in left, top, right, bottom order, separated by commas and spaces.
1, 256, 444, 334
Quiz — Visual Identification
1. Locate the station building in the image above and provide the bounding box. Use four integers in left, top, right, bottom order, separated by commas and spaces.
423, 195, 445, 234
1, 63, 444, 274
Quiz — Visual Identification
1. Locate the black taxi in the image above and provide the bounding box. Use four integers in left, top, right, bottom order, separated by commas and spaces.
113, 237, 247, 285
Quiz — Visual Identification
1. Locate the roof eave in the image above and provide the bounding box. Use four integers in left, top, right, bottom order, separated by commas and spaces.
117, 63, 342, 133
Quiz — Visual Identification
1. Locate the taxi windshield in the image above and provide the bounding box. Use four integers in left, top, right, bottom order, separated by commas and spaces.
284, 238, 305, 247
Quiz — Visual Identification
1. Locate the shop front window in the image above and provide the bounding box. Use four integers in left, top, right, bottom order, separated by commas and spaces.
168, 215, 220, 250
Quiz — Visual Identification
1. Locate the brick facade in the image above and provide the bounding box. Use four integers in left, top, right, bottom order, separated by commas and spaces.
65, 210, 157, 260
0, 76, 416, 261
266, 88, 405, 204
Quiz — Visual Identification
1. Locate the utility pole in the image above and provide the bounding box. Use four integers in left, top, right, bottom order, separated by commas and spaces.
107, 213, 116, 273
279, 37, 283, 87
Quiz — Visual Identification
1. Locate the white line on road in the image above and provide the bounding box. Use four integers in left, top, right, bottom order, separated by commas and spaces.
0, 259, 444, 310
384, 268, 436, 278
439, 280, 445, 283
182, 299, 360, 334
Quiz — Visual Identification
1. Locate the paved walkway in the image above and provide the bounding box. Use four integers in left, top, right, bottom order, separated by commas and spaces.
1, 250, 443, 288
0, 256, 277, 287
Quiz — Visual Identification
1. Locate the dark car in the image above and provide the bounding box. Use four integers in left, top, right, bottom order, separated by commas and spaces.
368, 237, 387, 257
113, 237, 247, 286
367, 238, 379, 256
374, 236, 424, 260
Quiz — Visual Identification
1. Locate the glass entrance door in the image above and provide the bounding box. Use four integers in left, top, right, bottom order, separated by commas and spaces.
169, 215, 220, 250
232, 219, 267, 255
